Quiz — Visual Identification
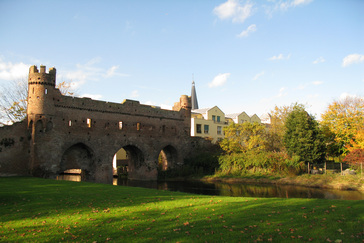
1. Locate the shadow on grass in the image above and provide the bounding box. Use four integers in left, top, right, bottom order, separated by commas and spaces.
1, 177, 363, 242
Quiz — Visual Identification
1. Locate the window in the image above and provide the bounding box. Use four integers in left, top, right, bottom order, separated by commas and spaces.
204, 125, 209, 134
212, 115, 216, 122
196, 124, 202, 134
137, 122, 141, 131
217, 116, 221, 122
45, 88, 48, 94
217, 126, 222, 135
68, 120, 72, 127
119, 121, 123, 130
87, 118, 92, 128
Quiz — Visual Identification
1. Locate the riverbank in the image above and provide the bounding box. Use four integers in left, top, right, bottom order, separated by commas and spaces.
1, 177, 363, 242
203, 174, 364, 191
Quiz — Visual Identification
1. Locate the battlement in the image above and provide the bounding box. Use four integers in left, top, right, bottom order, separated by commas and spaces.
29, 65, 56, 75
28, 65, 56, 86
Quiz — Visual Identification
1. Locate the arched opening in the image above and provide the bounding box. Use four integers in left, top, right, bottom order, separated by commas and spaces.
112, 145, 144, 180
58, 143, 93, 182
113, 148, 128, 178
158, 145, 178, 171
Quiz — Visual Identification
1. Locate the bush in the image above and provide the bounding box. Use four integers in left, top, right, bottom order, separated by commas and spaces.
217, 151, 305, 177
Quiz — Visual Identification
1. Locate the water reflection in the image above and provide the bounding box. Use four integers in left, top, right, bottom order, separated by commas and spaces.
57, 174, 81, 182
57, 175, 364, 200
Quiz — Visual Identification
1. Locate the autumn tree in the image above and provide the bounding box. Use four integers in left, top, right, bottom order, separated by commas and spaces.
284, 105, 325, 164
343, 149, 364, 174
220, 122, 267, 154
321, 96, 364, 155
0, 78, 76, 125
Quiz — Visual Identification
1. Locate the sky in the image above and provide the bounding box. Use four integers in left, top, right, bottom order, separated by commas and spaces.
0, 0, 363, 119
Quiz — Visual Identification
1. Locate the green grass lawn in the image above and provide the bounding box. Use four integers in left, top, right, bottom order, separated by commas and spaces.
0, 177, 363, 242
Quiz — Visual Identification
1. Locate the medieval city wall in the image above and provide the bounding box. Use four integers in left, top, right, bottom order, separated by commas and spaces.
0, 121, 30, 176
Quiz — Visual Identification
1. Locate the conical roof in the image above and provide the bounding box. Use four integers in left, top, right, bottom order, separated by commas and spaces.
191, 80, 199, 110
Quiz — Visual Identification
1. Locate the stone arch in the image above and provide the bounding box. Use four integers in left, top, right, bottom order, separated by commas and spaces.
158, 145, 179, 171
60, 143, 94, 180
122, 145, 144, 175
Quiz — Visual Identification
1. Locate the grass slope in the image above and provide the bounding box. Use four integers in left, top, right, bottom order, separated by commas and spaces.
0, 177, 363, 242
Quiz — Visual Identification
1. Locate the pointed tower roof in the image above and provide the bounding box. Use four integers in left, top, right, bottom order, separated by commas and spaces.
191, 80, 199, 110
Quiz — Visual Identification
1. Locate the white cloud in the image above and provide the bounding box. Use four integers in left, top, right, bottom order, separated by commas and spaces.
60, 58, 129, 89
297, 84, 308, 90
342, 54, 364, 67
339, 92, 358, 100
130, 90, 139, 98
237, 24, 257, 38
106, 65, 119, 77
213, 0, 253, 23
0, 59, 29, 81
209, 73, 230, 88
293, 0, 313, 7
105, 65, 130, 78
312, 81, 323, 85
80, 94, 103, 100
280, 0, 313, 10
269, 53, 291, 61
313, 56, 325, 64
252, 71, 265, 81
277, 87, 287, 97
265, 0, 313, 16
296, 81, 323, 90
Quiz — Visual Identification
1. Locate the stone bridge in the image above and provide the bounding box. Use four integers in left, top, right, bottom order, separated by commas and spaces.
0, 65, 199, 183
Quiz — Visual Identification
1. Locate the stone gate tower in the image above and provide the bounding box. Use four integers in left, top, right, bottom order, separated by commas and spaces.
27, 65, 60, 175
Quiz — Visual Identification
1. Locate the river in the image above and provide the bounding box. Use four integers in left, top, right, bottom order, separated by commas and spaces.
57, 174, 364, 200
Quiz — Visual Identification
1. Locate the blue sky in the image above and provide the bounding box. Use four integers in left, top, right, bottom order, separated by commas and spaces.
1, 0, 363, 118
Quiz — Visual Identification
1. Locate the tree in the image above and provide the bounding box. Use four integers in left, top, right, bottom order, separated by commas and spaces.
0, 79, 28, 125
283, 105, 325, 165
0, 78, 76, 125
266, 103, 305, 152
321, 96, 364, 155
343, 149, 364, 175
220, 122, 267, 154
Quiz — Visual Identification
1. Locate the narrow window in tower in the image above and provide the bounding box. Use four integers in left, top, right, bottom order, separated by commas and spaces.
87, 118, 92, 128
45, 89, 48, 94
137, 122, 141, 131
119, 121, 123, 130
32, 88, 34, 94
69, 120, 72, 127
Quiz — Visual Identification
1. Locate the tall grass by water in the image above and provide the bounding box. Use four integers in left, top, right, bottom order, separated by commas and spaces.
1, 177, 363, 242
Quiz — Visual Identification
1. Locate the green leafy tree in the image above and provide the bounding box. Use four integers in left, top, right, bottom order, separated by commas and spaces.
266, 103, 305, 152
283, 105, 325, 164
220, 122, 267, 154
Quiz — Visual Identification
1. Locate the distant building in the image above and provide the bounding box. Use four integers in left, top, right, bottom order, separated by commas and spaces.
191, 107, 261, 143
191, 106, 227, 142
189, 81, 262, 142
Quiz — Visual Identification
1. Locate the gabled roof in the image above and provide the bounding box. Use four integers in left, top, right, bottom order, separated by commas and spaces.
192, 106, 224, 115
225, 112, 249, 119
192, 108, 210, 114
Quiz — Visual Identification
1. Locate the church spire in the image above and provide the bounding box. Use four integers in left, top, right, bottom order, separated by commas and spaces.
191, 77, 199, 110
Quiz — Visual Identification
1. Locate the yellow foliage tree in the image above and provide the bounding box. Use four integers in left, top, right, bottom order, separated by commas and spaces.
220, 122, 267, 154
321, 96, 364, 155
